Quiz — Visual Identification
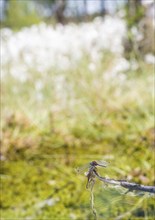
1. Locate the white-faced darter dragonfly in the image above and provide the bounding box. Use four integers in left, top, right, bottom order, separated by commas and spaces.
76, 160, 109, 189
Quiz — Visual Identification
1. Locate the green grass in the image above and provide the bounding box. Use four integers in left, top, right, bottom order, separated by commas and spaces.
1, 53, 155, 219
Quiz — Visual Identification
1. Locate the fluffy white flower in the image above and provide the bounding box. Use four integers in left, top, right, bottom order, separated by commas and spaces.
144, 54, 155, 64
1, 16, 127, 80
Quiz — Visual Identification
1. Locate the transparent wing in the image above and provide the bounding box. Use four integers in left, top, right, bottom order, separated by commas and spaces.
96, 160, 109, 167
75, 163, 90, 174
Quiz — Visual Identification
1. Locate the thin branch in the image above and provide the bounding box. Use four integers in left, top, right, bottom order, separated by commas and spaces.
94, 170, 155, 194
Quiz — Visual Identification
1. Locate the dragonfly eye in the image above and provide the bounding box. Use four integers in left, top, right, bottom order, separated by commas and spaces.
90, 161, 98, 166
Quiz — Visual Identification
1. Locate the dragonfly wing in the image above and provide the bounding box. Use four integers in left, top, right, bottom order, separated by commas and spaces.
75, 163, 90, 174
97, 160, 109, 167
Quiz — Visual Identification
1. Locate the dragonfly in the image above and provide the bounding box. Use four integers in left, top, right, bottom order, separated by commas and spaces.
76, 161, 151, 219
76, 160, 109, 174
76, 160, 109, 189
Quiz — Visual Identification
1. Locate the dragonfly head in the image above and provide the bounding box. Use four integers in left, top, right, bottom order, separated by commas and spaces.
90, 160, 107, 167
90, 161, 99, 167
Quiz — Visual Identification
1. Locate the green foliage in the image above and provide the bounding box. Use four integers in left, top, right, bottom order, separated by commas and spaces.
125, 1, 145, 28
126, 6, 145, 28
123, 1, 147, 60
38, 0, 56, 5
4, 0, 40, 29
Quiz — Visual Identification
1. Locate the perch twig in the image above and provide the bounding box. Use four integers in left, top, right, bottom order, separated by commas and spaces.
93, 169, 155, 194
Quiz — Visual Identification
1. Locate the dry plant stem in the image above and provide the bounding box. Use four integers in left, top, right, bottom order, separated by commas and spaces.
90, 189, 98, 220
88, 177, 98, 220
94, 170, 155, 194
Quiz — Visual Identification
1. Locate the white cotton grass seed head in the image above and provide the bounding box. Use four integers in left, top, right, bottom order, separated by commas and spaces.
1, 16, 127, 79
35, 80, 44, 91
144, 54, 155, 65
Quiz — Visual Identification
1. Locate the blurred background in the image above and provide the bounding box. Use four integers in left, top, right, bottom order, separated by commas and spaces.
1, 0, 155, 219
